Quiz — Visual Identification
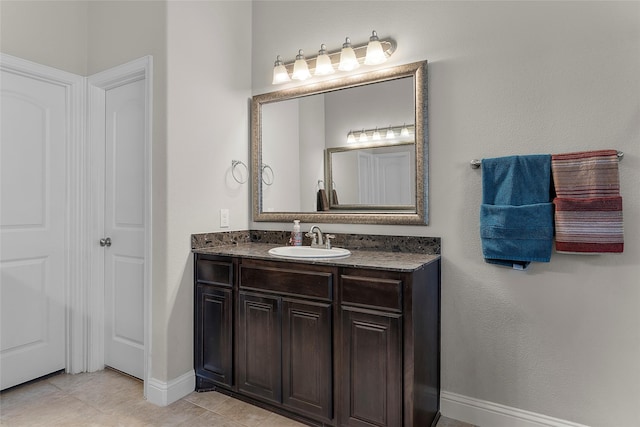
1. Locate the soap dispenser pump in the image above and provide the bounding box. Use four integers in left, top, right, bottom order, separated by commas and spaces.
292, 220, 302, 246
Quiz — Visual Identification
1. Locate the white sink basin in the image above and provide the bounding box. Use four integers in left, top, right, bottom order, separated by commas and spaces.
268, 246, 351, 259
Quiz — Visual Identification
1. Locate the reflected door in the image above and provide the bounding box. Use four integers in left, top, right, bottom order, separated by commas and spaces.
357, 151, 412, 205
375, 152, 412, 205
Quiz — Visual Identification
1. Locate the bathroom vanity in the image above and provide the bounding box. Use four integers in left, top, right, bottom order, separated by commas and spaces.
193, 241, 441, 427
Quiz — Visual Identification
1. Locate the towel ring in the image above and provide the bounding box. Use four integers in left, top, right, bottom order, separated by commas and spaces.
262, 164, 274, 186
231, 160, 248, 184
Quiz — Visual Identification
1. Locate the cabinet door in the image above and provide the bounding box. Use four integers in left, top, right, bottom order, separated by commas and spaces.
237, 292, 282, 404
340, 307, 402, 427
282, 299, 332, 421
195, 285, 233, 389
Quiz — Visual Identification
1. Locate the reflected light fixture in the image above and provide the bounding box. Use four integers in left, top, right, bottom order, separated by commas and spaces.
314, 44, 335, 76
346, 124, 415, 144
338, 37, 359, 71
291, 50, 311, 80
272, 55, 291, 84
386, 126, 396, 139
347, 131, 356, 143
364, 31, 387, 65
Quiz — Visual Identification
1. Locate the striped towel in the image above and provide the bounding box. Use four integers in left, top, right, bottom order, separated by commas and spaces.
551, 150, 623, 253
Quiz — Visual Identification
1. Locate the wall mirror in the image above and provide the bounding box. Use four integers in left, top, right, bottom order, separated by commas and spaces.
252, 60, 428, 225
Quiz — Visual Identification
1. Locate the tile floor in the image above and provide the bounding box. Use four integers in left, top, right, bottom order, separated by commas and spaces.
0, 369, 475, 426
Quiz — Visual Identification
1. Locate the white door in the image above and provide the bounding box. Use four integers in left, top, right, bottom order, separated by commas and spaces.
356, 151, 412, 205
103, 78, 146, 379
375, 152, 412, 205
0, 69, 67, 390
357, 152, 374, 204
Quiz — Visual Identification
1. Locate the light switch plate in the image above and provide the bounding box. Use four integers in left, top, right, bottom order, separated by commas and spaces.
220, 209, 230, 228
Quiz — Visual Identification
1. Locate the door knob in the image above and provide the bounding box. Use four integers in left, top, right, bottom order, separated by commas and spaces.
100, 237, 112, 247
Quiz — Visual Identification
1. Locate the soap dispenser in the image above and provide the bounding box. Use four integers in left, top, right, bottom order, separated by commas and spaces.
292, 220, 302, 246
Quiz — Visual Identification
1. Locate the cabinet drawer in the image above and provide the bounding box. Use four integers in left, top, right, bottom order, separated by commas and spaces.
196, 256, 233, 287
240, 263, 333, 301
340, 274, 403, 312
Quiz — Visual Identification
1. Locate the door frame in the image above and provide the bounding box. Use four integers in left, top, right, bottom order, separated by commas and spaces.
0, 52, 86, 377
87, 56, 153, 396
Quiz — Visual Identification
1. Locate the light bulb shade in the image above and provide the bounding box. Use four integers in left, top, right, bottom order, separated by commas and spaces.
372, 129, 381, 140
400, 124, 410, 137
272, 55, 291, 84
386, 127, 396, 139
315, 55, 334, 76
347, 131, 356, 143
292, 50, 311, 80
338, 38, 360, 71
359, 130, 368, 142
315, 44, 335, 76
365, 31, 387, 65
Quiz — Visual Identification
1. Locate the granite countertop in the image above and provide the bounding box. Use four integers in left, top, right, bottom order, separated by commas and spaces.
192, 242, 440, 272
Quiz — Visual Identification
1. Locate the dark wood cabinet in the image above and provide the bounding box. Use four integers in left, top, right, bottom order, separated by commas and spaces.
237, 260, 334, 423
340, 307, 402, 427
194, 255, 234, 391
338, 266, 441, 427
237, 291, 282, 403
194, 252, 440, 427
282, 298, 332, 421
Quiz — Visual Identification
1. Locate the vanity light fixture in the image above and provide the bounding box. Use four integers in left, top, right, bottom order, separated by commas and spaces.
348, 124, 415, 144
338, 37, 359, 71
364, 31, 386, 65
347, 131, 356, 144
386, 126, 396, 139
292, 50, 311, 81
314, 44, 335, 76
272, 55, 291, 84
271, 31, 396, 85
358, 129, 369, 142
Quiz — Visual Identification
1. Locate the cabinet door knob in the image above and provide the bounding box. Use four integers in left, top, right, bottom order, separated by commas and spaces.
100, 237, 112, 247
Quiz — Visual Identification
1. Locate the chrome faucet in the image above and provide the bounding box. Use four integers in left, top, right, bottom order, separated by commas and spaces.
306, 225, 324, 248
306, 225, 336, 249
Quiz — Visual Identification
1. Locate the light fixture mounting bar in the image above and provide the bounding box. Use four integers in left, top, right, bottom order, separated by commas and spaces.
281, 38, 396, 75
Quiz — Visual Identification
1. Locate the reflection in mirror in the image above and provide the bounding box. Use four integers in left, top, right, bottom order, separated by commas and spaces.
252, 61, 428, 225
327, 142, 416, 210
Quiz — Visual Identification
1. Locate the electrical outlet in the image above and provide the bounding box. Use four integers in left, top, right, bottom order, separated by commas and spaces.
220, 209, 230, 228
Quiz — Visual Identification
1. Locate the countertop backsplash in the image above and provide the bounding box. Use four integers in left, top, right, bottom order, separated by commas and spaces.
192, 230, 440, 255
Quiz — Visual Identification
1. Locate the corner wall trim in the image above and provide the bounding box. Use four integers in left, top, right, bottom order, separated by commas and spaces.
441, 391, 591, 427
146, 371, 195, 407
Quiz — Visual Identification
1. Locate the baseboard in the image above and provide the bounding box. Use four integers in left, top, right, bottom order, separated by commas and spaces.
146, 370, 195, 407
441, 391, 591, 427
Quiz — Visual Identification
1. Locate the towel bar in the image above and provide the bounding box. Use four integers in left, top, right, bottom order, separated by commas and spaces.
470, 151, 624, 169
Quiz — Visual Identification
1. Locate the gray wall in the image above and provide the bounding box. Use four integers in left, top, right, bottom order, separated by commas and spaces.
252, 2, 640, 426
0, 1, 89, 75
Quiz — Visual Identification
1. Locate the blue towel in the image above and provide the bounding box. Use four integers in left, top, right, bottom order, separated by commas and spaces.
480, 155, 554, 268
